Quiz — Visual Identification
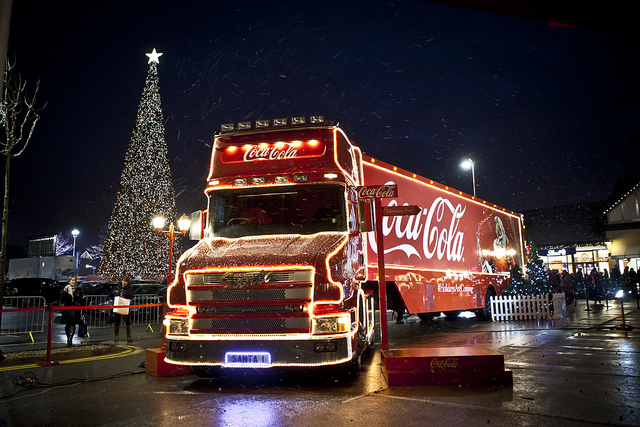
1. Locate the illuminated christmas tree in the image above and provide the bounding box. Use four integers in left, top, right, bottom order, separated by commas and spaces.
506, 246, 551, 296
98, 49, 179, 280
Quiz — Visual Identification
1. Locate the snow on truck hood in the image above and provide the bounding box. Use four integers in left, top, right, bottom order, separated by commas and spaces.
178, 233, 347, 273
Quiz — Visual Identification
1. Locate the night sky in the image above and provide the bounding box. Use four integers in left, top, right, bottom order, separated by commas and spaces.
5, 0, 640, 252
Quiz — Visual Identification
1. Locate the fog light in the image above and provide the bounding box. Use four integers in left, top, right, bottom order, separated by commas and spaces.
169, 342, 187, 352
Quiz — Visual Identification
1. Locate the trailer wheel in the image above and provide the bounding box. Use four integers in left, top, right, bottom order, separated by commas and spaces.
443, 310, 461, 319
417, 312, 435, 321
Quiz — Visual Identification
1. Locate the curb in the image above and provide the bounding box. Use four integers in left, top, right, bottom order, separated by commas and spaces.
0, 344, 119, 366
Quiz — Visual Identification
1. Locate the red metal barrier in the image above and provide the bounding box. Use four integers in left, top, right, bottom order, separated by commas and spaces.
0, 302, 163, 366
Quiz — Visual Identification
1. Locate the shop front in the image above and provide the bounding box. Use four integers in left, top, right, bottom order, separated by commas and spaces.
538, 245, 610, 275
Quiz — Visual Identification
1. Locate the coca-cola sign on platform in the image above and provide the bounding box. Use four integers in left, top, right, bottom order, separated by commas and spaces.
356, 184, 398, 199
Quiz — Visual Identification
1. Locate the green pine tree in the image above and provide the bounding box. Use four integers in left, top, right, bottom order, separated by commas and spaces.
98, 49, 178, 280
506, 245, 551, 295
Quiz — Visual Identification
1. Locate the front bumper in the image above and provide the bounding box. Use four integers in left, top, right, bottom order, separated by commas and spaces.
165, 336, 352, 367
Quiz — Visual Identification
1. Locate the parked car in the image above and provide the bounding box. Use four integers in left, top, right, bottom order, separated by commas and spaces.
4, 278, 65, 304
80, 281, 120, 296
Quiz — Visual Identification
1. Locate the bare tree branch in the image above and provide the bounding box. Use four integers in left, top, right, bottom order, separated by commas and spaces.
0, 58, 45, 333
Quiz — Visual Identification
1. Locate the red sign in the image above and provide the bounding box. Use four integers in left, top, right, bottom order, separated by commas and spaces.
219, 140, 326, 163
382, 205, 421, 216
356, 184, 398, 199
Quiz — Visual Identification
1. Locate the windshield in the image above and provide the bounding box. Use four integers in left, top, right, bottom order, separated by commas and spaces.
208, 184, 347, 238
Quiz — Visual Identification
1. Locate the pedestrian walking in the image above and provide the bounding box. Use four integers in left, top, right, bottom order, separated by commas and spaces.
59, 277, 85, 345
113, 276, 135, 342
561, 270, 574, 305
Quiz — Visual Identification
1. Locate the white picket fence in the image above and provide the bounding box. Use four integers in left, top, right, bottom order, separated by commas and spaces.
491, 293, 566, 322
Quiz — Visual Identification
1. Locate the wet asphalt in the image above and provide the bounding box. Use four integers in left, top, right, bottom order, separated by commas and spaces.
0, 297, 638, 426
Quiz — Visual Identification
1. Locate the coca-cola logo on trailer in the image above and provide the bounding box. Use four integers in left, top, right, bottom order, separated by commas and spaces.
368, 183, 467, 264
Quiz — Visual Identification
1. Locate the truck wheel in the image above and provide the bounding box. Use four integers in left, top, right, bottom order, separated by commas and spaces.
417, 312, 435, 321
444, 310, 461, 319
192, 366, 222, 379
341, 354, 361, 380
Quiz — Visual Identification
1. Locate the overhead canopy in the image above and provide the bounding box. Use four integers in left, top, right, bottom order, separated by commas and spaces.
611, 244, 640, 258
608, 229, 640, 258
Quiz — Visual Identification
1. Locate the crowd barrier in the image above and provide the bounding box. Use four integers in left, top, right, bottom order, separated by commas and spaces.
83, 294, 163, 328
0, 296, 164, 365
490, 293, 566, 322
1, 296, 47, 337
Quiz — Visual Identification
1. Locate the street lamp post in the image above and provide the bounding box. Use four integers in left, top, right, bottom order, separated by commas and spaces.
72, 229, 79, 276
153, 213, 191, 353
153, 213, 191, 284
460, 158, 476, 197
71, 229, 79, 256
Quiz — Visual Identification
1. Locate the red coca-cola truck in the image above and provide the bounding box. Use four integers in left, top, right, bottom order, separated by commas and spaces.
165, 115, 525, 375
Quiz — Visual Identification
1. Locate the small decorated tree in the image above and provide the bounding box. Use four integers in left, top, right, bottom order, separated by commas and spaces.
505, 245, 551, 296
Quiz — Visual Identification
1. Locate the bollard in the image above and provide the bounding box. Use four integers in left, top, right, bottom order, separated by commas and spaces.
37, 305, 59, 366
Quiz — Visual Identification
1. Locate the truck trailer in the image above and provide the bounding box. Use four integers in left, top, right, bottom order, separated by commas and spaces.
164, 115, 525, 376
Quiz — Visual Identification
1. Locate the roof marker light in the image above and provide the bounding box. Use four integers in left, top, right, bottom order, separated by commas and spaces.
324, 173, 338, 179
234, 178, 248, 186
252, 177, 266, 185
310, 115, 325, 124
293, 174, 308, 183
274, 118, 287, 126
255, 119, 269, 128
221, 123, 235, 132
237, 121, 252, 130
291, 116, 306, 125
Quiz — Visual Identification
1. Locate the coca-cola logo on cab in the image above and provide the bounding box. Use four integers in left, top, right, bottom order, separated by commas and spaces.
243, 144, 298, 162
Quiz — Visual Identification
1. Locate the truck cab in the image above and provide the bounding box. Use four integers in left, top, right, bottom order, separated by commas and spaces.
165, 116, 374, 374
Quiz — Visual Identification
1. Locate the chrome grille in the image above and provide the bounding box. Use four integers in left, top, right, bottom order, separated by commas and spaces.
211, 289, 286, 301
187, 270, 313, 286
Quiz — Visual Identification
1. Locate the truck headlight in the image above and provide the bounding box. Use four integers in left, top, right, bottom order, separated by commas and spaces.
168, 318, 189, 335
313, 315, 350, 335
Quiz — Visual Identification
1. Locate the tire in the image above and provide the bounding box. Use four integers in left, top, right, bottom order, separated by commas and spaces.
192, 366, 223, 379
417, 312, 435, 321
341, 353, 361, 381
444, 310, 461, 319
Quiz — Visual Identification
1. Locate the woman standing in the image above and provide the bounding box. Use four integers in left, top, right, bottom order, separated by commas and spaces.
113, 276, 135, 342
60, 277, 84, 345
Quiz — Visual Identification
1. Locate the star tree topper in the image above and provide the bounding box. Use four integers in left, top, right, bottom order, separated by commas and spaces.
146, 48, 163, 64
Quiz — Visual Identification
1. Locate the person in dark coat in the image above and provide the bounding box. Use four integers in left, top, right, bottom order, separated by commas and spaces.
113, 276, 135, 342
60, 277, 84, 345
560, 270, 574, 305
